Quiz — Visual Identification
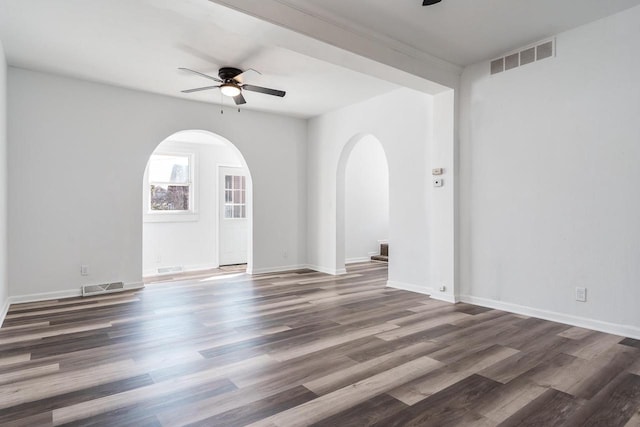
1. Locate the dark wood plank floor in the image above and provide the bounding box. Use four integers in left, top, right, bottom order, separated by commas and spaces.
1, 262, 640, 426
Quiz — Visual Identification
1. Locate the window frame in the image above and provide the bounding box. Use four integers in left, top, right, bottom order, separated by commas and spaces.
144, 151, 198, 222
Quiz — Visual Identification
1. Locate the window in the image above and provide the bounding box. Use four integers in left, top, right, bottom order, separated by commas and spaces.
224, 175, 246, 218
148, 154, 192, 212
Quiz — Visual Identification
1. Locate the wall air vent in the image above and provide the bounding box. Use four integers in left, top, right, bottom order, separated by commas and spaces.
491, 38, 555, 75
82, 281, 125, 297
157, 266, 183, 274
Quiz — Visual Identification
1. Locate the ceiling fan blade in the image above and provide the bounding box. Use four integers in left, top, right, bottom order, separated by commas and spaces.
181, 85, 220, 93
422, 0, 442, 5
242, 84, 286, 97
233, 68, 262, 83
233, 93, 247, 105
178, 67, 222, 83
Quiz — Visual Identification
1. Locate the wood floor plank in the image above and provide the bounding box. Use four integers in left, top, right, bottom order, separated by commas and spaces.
309, 393, 408, 427
625, 410, 640, 427
303, 341, 444, 395
0, 359, 137, 410
559, 326, 594, 340
565, 372, 640, 426
389, 344, 519, 405
474, 377, 547, 423
0, 353, 31, 367
51, 355, 273, 425
375, 311, 470, 341
0, 374, 155, 424
269, 322, 400, 361
248, 356, 443, 427
563, 331, 624, 360
372, 374, 502, 427
0, 362, 59, 385
497, 388, 583, 427
188, 385, 318, 427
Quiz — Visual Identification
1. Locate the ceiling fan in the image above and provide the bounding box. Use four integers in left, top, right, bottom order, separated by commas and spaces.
178, 67, 286, 105
422, 0, 442, 5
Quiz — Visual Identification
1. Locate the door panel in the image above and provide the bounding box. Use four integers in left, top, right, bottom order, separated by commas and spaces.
219, 166, 248, 265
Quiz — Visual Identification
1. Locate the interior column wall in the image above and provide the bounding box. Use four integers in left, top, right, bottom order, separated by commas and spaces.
308, 88, 455, 297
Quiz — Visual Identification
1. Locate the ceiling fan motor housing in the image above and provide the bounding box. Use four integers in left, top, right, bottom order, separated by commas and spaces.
218, 67, 243, 81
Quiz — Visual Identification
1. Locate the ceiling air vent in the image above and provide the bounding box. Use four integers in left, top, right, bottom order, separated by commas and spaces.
491, 38, 555, 75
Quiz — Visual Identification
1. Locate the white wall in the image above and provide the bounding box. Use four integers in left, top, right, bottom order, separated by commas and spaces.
142, 137, 244, 276
345, 135, 388, 262
0, 40, 8, 320
7, 68, 307, 298
307, 88, 456, 301
460, 5, 640, 335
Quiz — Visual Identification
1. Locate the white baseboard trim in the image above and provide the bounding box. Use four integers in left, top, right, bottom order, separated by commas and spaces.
386, 280, 457, 304
386, 280, 433, 296
345, 257, 371, 264
9, 288, 82, 305
306, 265, 347, 276
249, 264, 308, 275
430, 293, 458, 304
6, 282, 145, 306
0, 297, 10, 328
143, 263, 221, 278
183, 263, 220, 273
459, 294, 640, 340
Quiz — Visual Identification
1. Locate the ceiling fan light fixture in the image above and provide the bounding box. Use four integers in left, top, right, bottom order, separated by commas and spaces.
220, 83, 241, 97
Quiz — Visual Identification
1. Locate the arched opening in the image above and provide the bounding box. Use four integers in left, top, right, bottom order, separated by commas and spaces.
142, 129, 253, 278
336, 134, 389, 272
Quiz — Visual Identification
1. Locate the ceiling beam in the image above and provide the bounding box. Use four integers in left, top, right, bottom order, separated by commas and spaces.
208, 0, 461, 94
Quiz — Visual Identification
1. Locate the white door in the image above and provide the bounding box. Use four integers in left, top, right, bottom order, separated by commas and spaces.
218, 166, 248, 265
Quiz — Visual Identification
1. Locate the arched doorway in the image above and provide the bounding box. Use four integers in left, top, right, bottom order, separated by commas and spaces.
142, 130, 253, 277
336, 134, 389, 272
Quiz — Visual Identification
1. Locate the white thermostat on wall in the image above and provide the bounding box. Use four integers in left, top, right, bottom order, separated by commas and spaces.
433, 178, 443, 187
432, 168, 443, 175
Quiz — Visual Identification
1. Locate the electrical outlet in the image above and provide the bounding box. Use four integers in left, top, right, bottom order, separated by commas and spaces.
80, 265, 89, 276
439, 284, 446, 292
575, 287, 587, 302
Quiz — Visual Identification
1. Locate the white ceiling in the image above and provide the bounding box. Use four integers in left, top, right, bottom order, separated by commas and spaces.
0, 0, 400, 118
276, 0, 640, 66
1, 0, 639, 118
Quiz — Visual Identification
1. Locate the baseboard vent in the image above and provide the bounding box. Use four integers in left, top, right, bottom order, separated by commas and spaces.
157, 266, 183, 274
491, 38, 555, 75
82, 282, 125, 297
